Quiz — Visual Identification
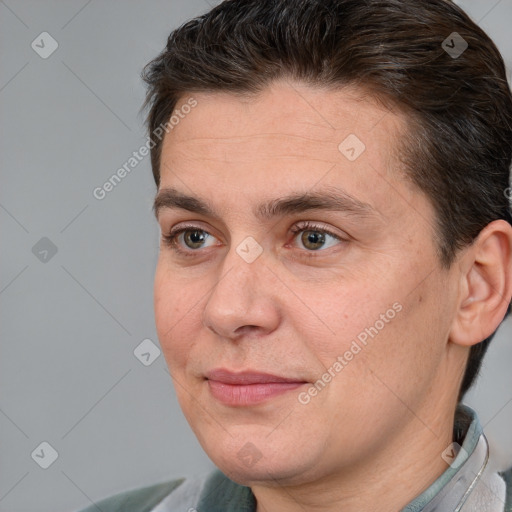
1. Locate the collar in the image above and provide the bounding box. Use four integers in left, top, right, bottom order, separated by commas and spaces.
402, 404, 489, 511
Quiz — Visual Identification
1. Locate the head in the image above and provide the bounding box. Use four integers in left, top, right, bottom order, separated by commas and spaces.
143, 0, 512, 489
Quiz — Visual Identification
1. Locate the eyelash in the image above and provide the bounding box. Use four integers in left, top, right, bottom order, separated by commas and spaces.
161, 221, 345, 258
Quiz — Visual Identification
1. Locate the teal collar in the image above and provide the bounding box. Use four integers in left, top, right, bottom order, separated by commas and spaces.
403, 404, 488, 511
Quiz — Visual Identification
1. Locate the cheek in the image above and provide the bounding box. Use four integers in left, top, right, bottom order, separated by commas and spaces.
310, 263, 430, 373
315, 279, 397, 343
154, 271, 175, 342
348, 272, 450, 404
154, 264, 200, 371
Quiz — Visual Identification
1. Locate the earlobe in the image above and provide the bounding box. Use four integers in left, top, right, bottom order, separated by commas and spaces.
450, 219, 512, 348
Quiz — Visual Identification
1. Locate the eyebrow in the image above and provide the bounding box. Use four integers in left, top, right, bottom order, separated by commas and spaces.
153, 186, 377, 221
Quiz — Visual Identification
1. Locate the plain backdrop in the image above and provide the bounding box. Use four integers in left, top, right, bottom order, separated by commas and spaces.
1, 1, 511, 511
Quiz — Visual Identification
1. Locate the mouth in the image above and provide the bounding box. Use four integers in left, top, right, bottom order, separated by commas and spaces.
205, 369, 308, 406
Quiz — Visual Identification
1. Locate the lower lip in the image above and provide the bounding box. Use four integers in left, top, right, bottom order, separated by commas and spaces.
207, 380, 305, 406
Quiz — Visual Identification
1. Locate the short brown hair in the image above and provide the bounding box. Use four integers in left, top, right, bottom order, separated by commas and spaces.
142, 0, 512, 400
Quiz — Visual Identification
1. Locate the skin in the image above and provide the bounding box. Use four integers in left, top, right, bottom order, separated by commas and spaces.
153, 81, 512, 511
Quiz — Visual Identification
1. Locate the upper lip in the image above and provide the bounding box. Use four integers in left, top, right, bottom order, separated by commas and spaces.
205, 369, 306, 385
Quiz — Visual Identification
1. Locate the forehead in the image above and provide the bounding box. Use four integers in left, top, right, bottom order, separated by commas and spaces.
163, 82, 404, 165
157, 81, 422, 225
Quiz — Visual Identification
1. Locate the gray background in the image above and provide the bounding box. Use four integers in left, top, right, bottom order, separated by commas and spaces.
0, 1, 511, 511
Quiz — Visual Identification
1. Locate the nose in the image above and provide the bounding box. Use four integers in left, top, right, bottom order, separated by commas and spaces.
202, 245, 281, 340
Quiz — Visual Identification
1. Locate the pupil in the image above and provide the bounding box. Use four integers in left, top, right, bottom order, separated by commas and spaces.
303, 231, 325, 250
186, 230, 206, 247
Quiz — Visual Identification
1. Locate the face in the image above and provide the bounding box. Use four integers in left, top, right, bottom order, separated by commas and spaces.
153, 81, 461, 488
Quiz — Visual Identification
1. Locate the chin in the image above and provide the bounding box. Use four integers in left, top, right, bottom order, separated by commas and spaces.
198, 428, 328, 488
215, 455, 309, 487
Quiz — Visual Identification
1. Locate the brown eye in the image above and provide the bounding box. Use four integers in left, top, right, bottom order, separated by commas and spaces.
290, 222, 342, 252
161, 226, 218, 253
183, 230, 210, 249
300, 230, 326, 250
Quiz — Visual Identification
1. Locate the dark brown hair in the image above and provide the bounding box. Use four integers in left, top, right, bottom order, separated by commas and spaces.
142, 0, 512, 400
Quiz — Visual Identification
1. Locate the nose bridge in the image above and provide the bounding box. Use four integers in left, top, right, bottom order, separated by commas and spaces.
208, 242, 263, 313
202, 241, 277, 338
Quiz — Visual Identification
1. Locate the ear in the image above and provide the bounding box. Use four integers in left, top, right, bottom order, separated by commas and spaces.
449, 219, 512, 347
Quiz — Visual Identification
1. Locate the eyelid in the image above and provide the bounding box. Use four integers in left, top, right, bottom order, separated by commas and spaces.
290, 221, 346, 240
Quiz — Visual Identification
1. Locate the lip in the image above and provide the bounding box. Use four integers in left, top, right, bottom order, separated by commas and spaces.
205, 369, 307, 406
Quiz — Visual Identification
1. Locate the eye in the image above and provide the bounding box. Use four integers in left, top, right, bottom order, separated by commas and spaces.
290, 222, 344, 251
161, 221, 345, 257
181, 229, 212, 249
161, 225, 219, 253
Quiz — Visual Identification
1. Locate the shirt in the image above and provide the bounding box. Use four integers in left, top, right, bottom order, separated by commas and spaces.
76, 405, 512, 511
